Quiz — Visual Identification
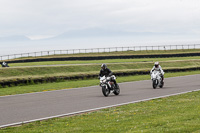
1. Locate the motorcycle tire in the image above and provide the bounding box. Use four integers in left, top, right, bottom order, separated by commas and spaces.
113, 84, 120, 95
153, 80, 157, 89
159, 81, 164, 88
102, 86, 110, 97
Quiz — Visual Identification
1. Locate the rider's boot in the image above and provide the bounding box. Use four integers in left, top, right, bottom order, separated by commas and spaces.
161, 75, 164, 84
113, 80, 118, 89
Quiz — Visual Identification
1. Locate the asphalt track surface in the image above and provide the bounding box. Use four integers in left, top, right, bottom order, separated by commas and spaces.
0, 74, 200, 128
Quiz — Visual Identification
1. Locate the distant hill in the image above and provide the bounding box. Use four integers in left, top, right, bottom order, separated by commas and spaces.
49, 28, 167, 40
0, 35, 31, 42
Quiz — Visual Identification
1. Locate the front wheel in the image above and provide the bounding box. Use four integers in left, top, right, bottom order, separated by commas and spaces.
113, 84, 120, 95
152, 80, 157, 89
102, 86, 110, 97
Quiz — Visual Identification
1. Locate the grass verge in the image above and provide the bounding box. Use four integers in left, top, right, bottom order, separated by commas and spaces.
8, 56, 200, 67
0, 71, 199, 96
1, 59, 200, 78
1, 84, 200, 132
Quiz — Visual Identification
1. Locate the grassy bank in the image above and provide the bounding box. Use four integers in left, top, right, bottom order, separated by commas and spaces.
1, 59, 200, 78
1, 85, 200, 132
0, 71, 199, 96
8, 56, 200, 67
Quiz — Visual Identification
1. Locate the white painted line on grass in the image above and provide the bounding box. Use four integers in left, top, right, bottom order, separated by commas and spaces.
1, 88, 200, 128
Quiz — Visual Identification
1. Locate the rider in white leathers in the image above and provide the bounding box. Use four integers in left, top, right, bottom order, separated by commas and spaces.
151, 62, 164, 82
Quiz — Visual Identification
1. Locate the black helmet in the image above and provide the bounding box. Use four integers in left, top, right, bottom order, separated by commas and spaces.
101, 64, 107, 70
154, 62, 159, 68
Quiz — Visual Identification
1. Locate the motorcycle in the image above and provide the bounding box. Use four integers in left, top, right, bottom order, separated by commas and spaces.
151, 71, 164, 89
1, 62, 9, 67
99, 75, 120, 97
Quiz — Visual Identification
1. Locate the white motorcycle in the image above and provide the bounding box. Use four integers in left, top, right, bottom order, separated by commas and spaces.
151, 71, 164, 89
99, 75, 120, 97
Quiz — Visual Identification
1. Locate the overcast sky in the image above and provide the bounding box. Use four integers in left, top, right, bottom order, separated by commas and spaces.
0, 0, 200, 40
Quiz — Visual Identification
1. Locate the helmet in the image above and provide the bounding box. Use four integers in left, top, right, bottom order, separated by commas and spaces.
101, 64, 107, 70
154, 62, 159, 68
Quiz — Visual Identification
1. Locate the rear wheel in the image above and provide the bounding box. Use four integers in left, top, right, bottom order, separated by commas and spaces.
159, 81, 164, 88
114, 84, 120, 95
102, 86, 110, 97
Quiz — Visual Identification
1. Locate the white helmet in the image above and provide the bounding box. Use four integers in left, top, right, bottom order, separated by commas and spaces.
154, 62, 159, 67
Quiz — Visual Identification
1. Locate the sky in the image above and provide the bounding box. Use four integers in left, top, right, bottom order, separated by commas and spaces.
0, 0, 200, 55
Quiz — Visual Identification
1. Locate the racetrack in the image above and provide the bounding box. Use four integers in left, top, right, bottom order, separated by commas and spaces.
0, 74, 200, 128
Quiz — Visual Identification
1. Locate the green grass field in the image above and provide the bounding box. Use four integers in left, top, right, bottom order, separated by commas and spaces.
8, 56, 200, 67
0, 50, 200, 95
1, 59, 200, 79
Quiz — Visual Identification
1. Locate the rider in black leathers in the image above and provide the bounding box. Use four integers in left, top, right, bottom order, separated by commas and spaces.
99, 64, 117, 87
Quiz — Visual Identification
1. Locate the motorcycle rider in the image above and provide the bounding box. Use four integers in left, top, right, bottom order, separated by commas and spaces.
1, 61, 9, 67
150, 62, 164, 82
99, 64, 118, 87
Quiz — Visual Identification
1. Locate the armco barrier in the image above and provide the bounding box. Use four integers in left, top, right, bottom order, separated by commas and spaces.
0, 67, 200, 87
